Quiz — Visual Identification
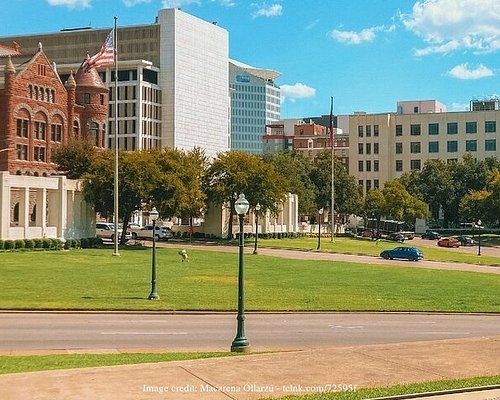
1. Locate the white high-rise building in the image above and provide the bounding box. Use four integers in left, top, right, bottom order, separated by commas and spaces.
0, 8, 230, 157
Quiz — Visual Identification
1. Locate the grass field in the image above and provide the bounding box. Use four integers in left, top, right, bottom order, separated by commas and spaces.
0, 352, 237, 375
253, 236, 500, 266
0, 247, 499, 312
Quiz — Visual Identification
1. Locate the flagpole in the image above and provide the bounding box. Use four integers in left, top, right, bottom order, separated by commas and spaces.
330, 96, 335, 242
113, 16, 120, 256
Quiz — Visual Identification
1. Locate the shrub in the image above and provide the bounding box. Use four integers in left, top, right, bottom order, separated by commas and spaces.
50, 238, 62, 249
14, 239, 25, 249
33, 238, 43, 249
24, 239, 35, 249
0, 240, 4, 250
3, 240, 15, 250
42, 238, 52, 249
80, 238, 90, 248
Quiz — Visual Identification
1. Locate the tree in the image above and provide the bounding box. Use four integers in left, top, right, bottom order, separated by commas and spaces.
83, 150, 161, 243
364, 189, 385, 232
309, 150, 362, 222
382, 180, 429, 224
52, 137, 97, 179
204, 151, 287, 238
261, 150, 316, 215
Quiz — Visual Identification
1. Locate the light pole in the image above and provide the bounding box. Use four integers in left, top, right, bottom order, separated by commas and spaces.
148, 207, 160, 300
231, 193, 250, 353
477, 219, 482, 256
253, 203, 261, 255
317, 208, 324, 250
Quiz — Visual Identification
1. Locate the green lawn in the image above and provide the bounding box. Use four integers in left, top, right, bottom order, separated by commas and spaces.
1, 247, 499, 312
254, 236, 500, 266
0, 352, 237, 375
262, 376, 500, 400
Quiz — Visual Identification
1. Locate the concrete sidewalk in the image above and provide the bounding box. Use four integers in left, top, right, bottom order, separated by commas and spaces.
0, 336, 499, 400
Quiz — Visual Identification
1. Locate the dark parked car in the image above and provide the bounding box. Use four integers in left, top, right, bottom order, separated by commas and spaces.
386, 232, 405, 243
380, 247, 423, 261
421, 230, 441, 240
455, 235, 475, 246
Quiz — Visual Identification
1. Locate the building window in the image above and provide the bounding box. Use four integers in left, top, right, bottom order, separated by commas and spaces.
358, 143, 363, 154
485, 139, 497, 151
16, 119, 29, 137
366, 125, 371, 137
410, 159, 421, 170
396, 160, 403, 172
34, 121, 46, 140
366, 143, 371, 154
358, 180, 363, 187
428, 141, 439, 153
466, 121, 477, 134
366, 160, 371, 172
16, 144, 28, 160
428, 123, 439, 135
374, 143, 379, 154
100, 94, 105, 105
395, 124, 402, 136
51, 124, 62, 142
366, 180, 372, 192
447, 140, 458, 152
396, 142, 403, 154
465, 140, 477, 152
374, 160, 379, 172
374, 125, 379, 137
410, 142, 421, 153
84, 93, 91, 104
410, 124, 421, 135
413, 106, 419, 113
447, 122, 458, 134
358, 125, 363, 137
485, 121, 496, 133
374, 179, 379, 189
358, 160, 364, 172
34, 146, 46, 162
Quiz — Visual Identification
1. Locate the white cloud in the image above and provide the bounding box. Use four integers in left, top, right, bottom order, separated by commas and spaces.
450, 102, 469, 111
280, 83, 315, 102
448, 63, 494, 80
329, 25, 393, 45
212, 0, 235, 6
252, 3, 282, 19
401, 0, 500, 55
305, 19, 320, 31
47, 0, 91, 8
123, 0, 151, 6
162, 0, 201, 8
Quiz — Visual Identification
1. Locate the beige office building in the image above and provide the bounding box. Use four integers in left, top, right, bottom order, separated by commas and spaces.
0, 8, 230, 157
349, 99, 500, 194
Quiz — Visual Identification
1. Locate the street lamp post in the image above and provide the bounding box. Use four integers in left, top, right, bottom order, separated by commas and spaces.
231, 193, 250, 353
253, 203, 261, 255
317, 208, 324, 250
477, 219, 482, 256
148, 207, 160, 300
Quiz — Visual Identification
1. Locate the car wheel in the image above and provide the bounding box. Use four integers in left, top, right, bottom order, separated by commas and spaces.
155, 234, 160, 241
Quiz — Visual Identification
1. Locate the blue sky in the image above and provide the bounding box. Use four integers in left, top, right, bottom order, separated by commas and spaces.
1, 0, 499, 117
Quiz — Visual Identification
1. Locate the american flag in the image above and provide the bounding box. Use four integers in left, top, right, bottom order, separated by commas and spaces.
82, 30, 114, 72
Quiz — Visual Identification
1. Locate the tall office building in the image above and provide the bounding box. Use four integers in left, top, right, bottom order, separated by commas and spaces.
229, 60, 280, 154
0, 8, 230, 157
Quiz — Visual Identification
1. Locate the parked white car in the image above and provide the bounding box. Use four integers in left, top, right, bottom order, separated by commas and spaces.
96, 222, 131, 241
130, 225, 174, 241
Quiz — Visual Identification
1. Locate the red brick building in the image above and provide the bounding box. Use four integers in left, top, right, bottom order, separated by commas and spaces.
0, 43, 108, 176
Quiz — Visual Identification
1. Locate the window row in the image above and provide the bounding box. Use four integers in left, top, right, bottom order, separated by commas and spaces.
28, 85, 55, 103
16, 144, 46, 162
396, 121, 497, 136
396, 139, 497, 154
358, 179, 380, 192
357, 142, 380, 155
358, 160, 380, 172
357, 124, 380, 138
16, 119, 63, 142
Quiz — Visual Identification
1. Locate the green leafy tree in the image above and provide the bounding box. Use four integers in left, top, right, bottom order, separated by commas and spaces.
363, 189, 385, 232
52, 137, 97, 179
382, 180, 429, 224
204, 151, 287, 238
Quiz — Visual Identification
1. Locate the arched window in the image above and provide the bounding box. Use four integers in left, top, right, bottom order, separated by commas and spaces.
51, 90, 55, 103
34, 86, 39, 100
89, 122, 99, 146
29, 85, 33, 99
46, 88, 50, 102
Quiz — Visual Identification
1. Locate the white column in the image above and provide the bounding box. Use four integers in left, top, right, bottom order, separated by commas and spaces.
57, 176, 68, 238
0, 172, 11, 239
35, 188, 47, 230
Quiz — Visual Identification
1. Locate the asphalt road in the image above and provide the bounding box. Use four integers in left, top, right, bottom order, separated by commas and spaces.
1, 312, 499, 354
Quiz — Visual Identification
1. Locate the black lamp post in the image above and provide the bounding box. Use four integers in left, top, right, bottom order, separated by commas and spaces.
317, 208, 324, 250
148, 207, 160, 300
253, 203, 261, 255
477, 219, 482, 256
231, 193, 250, 353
